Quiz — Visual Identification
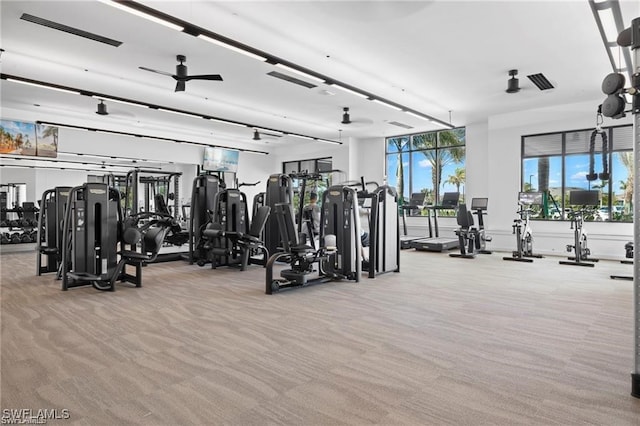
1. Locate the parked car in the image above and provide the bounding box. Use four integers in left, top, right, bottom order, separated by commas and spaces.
595, 207, 609, 221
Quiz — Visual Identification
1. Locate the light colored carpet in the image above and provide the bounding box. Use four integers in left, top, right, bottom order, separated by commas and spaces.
1, 249, 639, 425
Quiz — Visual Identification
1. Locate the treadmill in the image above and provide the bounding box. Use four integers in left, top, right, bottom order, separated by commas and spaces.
400, 192, 427, 249
410, 191, 460, 252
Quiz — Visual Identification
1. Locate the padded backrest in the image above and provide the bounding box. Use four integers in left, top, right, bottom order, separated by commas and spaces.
456, 204, 474, 228
249, 205, 271, 238
143, 225, 169, 255
155, 194, 170, 215
122, 227, 141, 245
274, 203, 299, 252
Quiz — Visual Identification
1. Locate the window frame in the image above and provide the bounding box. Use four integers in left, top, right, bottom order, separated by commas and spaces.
521, 124, 633, 223
385, 128, 466, 206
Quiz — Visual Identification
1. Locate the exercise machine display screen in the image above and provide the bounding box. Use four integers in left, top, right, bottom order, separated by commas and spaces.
470, 197, 488, 210
568, 190, 599, 206
440, 192, 460, 208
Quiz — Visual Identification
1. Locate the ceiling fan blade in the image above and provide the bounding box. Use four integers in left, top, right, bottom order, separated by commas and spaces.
138, 66, 175, 77
175, 80, 186, 92
183, 74, 223, 81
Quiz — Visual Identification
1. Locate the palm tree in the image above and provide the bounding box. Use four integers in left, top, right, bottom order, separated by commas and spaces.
445, 167, 466, 196
390, 137, 409, 205
537, 157, 550, 217
414, 130, 465, 200
40, 125, 59, 151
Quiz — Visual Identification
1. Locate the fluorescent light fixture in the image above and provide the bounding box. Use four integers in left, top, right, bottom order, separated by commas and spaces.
371, 98, 403, 111
97, 0, 184, 31
6, 78, 80, 95
598, 7, 619, 42
404, 111, 432, 121
91, 95, 148, 108
274, 63, 325, 83
37, 122, 79, 130
317, 139, 342, 145
158, 108, 199, 118
292, 134, 315, 141
208, 118, 250, 128
197, 34, 267, 61
329, 83, 370, 99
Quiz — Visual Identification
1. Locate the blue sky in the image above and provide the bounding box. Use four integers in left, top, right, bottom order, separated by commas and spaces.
1, 120, 36, 140
386, 152, 464, 199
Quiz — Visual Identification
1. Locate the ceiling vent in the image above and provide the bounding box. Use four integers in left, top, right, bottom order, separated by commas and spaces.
527, 73, 555, 90
267, 71, 317, 89
389, 121, 413, 130
20, 13, 122, 47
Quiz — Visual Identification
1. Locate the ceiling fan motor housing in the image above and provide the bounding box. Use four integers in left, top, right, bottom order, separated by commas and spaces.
506, 69, 520, 93
96, 101, 108, 115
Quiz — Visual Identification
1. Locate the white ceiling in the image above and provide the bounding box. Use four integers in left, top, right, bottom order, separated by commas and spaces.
1, 0, 639, 155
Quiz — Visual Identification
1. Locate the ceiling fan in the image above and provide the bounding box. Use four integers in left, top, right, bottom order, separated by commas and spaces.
139, 55, 223, 92
340, 107, 372, 126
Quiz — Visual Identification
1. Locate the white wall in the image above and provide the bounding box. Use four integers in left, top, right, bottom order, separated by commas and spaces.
486, 100, 633, 258
1, 124, 274, 215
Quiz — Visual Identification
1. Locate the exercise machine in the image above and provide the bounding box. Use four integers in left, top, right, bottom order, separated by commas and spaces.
36, 186, 71, 275
400, 193, 427, 249
611, 242, 633, 281
124, 169, 188, 259
60, 183, 174, 291
503, 192, 544, 262
410, 192, 460, 252
470, 197, 492, 254
188, 174, 224, 264
559, 190, 599, 267
449, 204, 478, 259
355, 178, 400, 278
266, 184, 361, 294
199, 187, 270, 270
264, 173, 294, 256
449, 198, 492, 259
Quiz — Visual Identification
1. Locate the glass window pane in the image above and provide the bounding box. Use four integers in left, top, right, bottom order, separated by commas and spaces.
523, 133, 562, 158
438, 128, 465, 147
565, 130, 591, 155
437, 147, 466, 203
317, 158, 332, 172
440, 150, 466, 204
412, 133, 436, 150
283, 161, 298, 174
386, 152, 409, 204
611, 126, 633, 151
386, 137, 409, 153
612, 150, 633, 222
300, 160, 315, 173
411, 151, 436, 205
564, 153, 609, 222
523, 156, 563, 220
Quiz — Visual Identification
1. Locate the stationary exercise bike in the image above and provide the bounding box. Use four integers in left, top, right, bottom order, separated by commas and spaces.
610, 242, 633, 280
559, 190, 599, 267
503, 192, 543, 263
